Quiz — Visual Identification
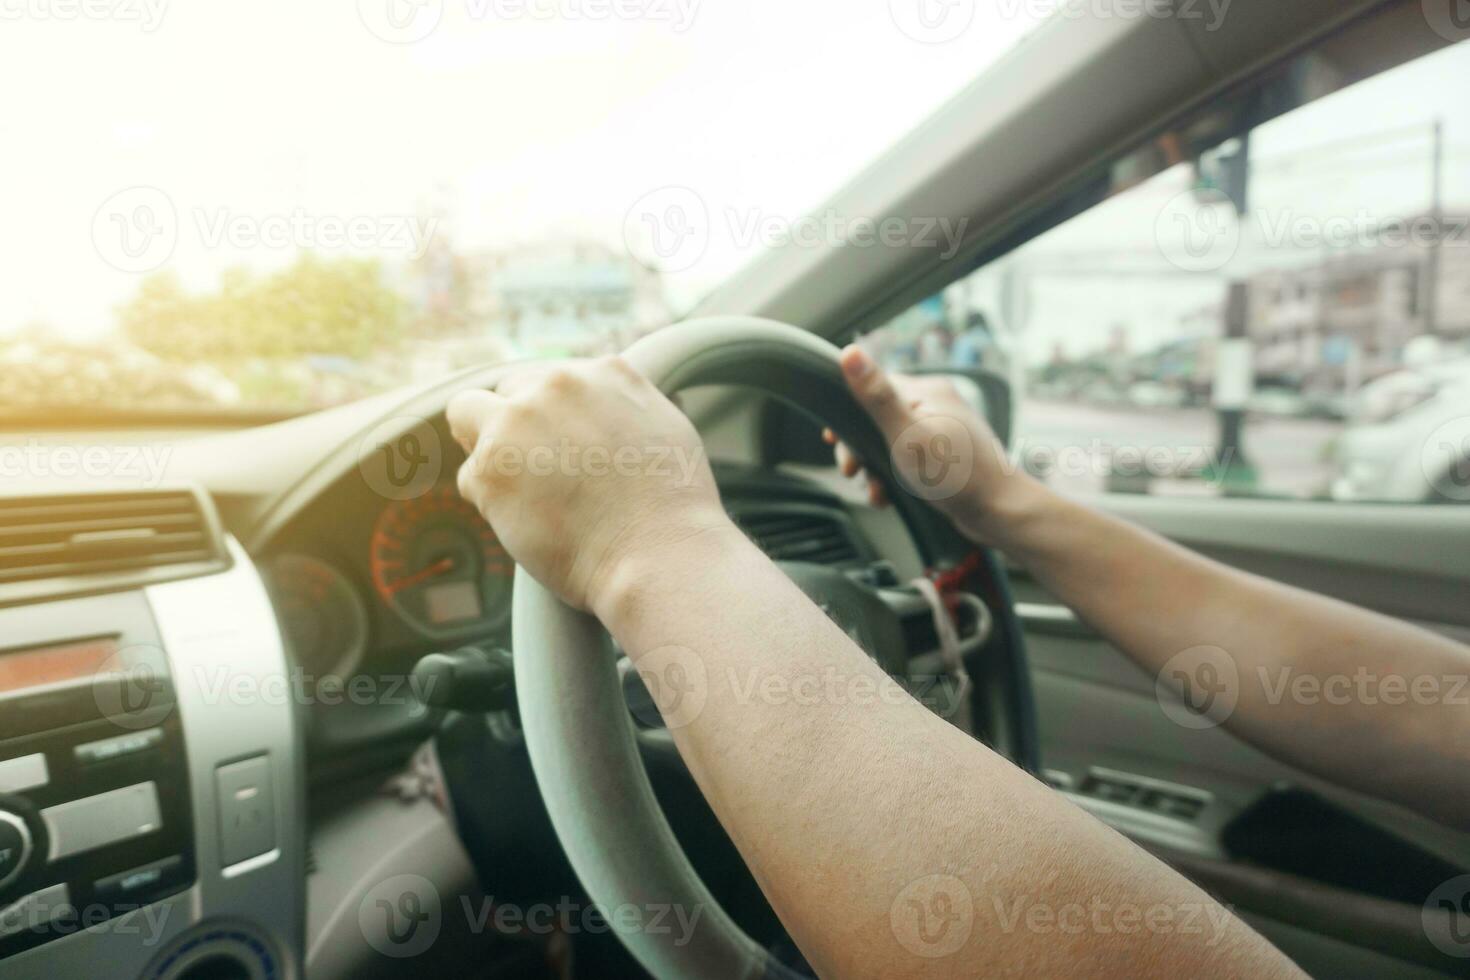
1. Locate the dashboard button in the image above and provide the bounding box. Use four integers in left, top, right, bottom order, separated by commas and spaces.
41, 782, 162, 861
0, 883, 72, 941
73, 727, 163, 764
94, 854, 183, 904
0, 811, 32, 890
216, 755, 276, 867
0, 754, 49, 794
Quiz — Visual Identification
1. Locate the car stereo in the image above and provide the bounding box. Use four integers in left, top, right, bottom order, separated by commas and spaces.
0, 632, 196, 960
0, 543, 305, 980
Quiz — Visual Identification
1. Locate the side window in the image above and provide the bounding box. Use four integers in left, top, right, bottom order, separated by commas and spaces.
864, 41, 1470, 504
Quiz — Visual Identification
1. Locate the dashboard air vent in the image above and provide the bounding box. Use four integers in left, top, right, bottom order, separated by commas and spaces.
0, 490, 227, 598
731, 507, 862, 566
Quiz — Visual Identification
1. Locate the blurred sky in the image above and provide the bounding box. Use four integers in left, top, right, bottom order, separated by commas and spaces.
1, 2, 1465, 358
0, 0, 1045, 339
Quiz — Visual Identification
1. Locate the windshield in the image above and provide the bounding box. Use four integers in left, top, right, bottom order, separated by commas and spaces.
1, 2, 1041, 420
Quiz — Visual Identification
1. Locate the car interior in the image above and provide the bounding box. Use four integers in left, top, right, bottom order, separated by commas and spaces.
2, 0, 1469, 977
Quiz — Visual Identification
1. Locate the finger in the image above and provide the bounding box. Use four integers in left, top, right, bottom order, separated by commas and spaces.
839, 345, 907, 433
822, 427, 837, 446
835, 441, 862, 479
446, 388, 505, 453
868, 478, 889, 509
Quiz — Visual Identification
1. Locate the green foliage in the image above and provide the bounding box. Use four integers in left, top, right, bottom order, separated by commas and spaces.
119, 256, 406, 362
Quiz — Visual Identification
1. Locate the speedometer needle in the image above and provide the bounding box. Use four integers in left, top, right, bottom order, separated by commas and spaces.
386, 556, 456, 595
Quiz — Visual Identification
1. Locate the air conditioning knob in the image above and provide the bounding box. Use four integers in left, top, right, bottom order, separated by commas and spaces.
0, 808, 35, 892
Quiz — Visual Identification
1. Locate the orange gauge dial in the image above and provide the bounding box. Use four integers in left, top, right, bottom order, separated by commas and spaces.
369, 486, 513, 638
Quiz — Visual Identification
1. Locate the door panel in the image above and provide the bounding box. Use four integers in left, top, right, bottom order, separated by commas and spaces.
1018, 496, 1470, 977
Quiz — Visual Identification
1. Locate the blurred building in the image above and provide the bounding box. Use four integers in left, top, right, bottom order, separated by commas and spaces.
1247, 217, 1470, 391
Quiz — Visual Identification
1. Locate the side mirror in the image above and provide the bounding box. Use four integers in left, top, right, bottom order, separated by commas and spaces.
759, 366, 1014, 468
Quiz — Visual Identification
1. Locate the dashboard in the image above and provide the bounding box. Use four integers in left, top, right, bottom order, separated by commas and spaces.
261, 483, 514, 688
0, 362, 950, 980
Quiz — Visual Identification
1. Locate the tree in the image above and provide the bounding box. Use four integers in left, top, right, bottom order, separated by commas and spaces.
119, 256, 406, 363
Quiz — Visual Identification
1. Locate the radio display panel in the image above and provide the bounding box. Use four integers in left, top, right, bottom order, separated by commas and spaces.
0, 636, 119, 694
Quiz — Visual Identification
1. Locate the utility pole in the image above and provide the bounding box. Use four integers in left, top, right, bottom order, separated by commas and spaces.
1211, 135, 1256, 494
1424, 118, 1444, 336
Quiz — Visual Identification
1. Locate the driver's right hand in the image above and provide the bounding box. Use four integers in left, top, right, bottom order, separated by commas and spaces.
830, 345, 1039, 547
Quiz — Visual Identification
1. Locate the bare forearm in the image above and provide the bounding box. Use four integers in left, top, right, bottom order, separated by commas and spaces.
993, 482, 1470, 827
595, 526, 1296, 978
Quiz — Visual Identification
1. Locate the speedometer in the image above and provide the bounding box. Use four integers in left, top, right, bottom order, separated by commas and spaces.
369, 486, 513, 638
261, 554, 369, 684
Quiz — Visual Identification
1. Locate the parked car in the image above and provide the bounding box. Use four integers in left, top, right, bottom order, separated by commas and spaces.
1332, 358, 1470, 503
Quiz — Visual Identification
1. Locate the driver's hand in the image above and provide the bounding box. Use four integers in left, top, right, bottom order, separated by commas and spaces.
447, 357, 732, 614
828, 345, 1030, 546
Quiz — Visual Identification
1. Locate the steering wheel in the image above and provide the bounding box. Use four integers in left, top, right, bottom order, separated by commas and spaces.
512, 317, 1037, 979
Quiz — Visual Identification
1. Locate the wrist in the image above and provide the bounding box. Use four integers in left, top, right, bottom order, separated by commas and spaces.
587, 507, 749, 635
955, 472, 1058, 556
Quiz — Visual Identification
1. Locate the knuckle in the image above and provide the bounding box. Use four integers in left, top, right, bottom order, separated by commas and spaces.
544, 367, 585, 394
